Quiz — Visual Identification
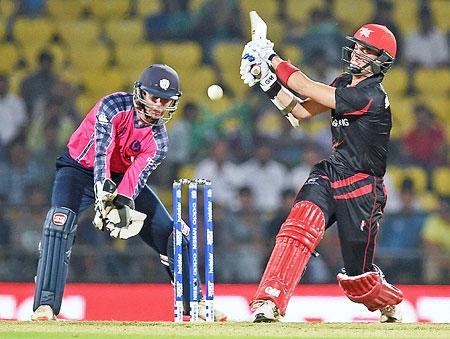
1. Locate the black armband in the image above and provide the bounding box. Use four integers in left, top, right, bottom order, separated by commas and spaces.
264, 81, 282, 99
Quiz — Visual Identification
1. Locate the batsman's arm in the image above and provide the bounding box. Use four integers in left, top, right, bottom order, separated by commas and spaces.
276, 89, 330, 120
271, 56, 336, 115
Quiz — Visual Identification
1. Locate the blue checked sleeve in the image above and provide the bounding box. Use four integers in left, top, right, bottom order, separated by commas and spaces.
93, 94, 127, 183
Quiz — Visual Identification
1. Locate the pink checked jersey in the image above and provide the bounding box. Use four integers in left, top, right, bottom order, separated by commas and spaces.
67, 92, 168, 199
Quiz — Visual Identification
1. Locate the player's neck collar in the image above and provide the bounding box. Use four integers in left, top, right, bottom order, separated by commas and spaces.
353, 73, 384, 87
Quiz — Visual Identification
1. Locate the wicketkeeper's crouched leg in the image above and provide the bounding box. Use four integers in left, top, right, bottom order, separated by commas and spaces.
33, 207, 77, 316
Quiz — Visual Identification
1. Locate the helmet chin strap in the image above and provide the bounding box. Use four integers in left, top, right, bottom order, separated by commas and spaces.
140, 112, 160, 125
347, 60, 373, 75
137, 107, 163, 126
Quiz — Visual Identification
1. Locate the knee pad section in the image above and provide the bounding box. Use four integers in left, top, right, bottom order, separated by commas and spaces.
337, 271, 404, 311
34, 207, 77, 315
277, 200, 326, 251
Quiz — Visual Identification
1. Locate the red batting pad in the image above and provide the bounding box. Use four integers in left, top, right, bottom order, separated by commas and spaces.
253, 201, 325, 315
337, 271, 403, 311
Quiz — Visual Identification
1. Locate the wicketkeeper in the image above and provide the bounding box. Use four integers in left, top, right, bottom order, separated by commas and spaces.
31, 64, 226, 322
240, 23, 403, 322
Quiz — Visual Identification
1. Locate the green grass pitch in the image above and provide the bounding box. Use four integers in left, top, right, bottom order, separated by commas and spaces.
1, 321, 449, 339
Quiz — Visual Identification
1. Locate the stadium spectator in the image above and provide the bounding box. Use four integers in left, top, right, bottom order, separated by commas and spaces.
0, 193, 14, 280
285, 7, 345, 67
265, 188, 297, 244
144, 0, 194, 41
0, 193, 12, 247
159, 102, 201, 184
377, 179, 426, 283
383, 172, 423, 213
195, 139, 241, 209
267, 111, 308, 167
0, 138, 41, 208
307, 48, 341, 85
288, 142, 327, 191
218, 186, 266, 282
403, 6, 449, 94
421, 196, 450, 284
27, 78, 81, 153
404, 6, 449, 69
193, 0, 244, 63
370, 0, 403, 62
188, 100, 253, 160
400, 104, 448, 169
238, 140, 288, 214
20, 50, 58, 117
30, 118, 67, 198
14, 0, 46, 17
11, 184, 48, 254
0, 74, 26, 159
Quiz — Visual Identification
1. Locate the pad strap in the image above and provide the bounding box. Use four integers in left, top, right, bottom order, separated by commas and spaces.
337, 271, 403, 311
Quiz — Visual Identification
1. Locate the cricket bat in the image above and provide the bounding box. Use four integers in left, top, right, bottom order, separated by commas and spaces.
249, 11, 299, 128
249, 11, 267, 76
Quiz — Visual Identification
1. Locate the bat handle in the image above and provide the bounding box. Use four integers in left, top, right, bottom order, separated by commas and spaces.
250, 64, 261, 77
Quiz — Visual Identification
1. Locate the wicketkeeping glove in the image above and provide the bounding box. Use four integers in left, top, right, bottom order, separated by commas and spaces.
93, 178, 117, 231
105, 194, 147, 239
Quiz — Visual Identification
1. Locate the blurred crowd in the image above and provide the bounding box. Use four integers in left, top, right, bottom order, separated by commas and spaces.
0, 0, 448, 285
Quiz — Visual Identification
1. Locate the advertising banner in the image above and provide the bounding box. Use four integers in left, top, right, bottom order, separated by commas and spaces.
1, 283, 449, 322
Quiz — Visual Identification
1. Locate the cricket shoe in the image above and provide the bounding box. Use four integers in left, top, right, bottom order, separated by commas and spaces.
198, 299, 228, 322
380, 304, 402, 323
250, 300, 281, 323
31, 305, 56, 321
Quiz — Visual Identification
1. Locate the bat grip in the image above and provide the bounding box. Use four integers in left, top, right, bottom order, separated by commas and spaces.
250, 65, 261, 76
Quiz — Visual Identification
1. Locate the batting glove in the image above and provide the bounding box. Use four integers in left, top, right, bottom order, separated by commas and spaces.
245, 38, 276, 61
240, 51, 263, 87
259, 64, 280, 96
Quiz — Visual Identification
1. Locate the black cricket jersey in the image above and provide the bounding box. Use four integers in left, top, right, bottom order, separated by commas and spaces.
328, 73, 391, 177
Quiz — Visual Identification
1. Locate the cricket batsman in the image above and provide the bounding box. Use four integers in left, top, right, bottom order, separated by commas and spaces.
240, 23, 403, 322
31, 64, 226, 322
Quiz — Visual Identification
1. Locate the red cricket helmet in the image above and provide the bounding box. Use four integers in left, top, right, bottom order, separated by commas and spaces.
342, 24, 397, 75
